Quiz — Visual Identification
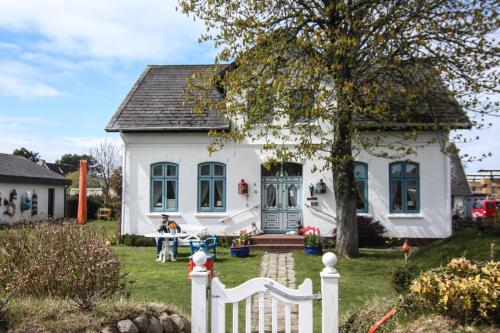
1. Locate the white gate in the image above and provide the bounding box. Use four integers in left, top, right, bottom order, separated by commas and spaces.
190, 251, 340, 333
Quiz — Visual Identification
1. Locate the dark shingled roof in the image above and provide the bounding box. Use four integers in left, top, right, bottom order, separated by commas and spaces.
105, 65, 230, 132
106, 63, 470, 132
450, 144, 472, 197
0, 154, 71, 186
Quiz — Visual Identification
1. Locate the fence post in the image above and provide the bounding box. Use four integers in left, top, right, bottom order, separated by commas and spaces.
320, 252, 340, 333
190, 251, 209, 333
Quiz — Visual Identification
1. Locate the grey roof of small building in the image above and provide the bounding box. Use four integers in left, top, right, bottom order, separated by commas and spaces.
0, 154, 71, 186
105, 65, 230, 132
450, 144, 472, 197
106, 64, 470, 132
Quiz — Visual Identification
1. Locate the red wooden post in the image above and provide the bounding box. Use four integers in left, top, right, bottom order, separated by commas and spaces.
78, 160, 87, 225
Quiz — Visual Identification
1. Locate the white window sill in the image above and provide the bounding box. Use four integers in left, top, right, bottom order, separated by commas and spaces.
357, 213, 373, 218
194, 213, 229, 218
387, 214, 424, 219
146, 212, 182, 218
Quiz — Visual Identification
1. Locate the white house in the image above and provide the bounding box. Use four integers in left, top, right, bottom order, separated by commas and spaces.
106, 65, 470, 239
0, 154, 70, 223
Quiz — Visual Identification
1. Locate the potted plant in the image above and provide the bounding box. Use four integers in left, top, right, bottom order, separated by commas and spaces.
300, 226, 322, 256
230, 229, 251, 257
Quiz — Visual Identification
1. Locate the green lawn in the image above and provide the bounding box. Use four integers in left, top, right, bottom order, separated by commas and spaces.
5, 220, 496, 331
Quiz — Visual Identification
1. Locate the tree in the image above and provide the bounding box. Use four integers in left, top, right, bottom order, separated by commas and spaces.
179, 0, 498, 257
89, 140, 121, 206
56, 153, 98, 173
13, 148, 40, 162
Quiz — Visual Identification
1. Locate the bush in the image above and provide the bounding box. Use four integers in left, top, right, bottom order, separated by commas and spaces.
332, 216, 386, 248
66, 194, 105, 219
0, 222, 123, 311
410, 257, 500, 324
122, 234, 156, 247
391, 263, 418, 293
358, 216, 386, 247
0, 285, 15, 330
340, 297, 399, 333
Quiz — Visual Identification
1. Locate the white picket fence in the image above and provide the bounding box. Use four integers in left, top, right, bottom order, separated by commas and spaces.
190, 251, 340, 333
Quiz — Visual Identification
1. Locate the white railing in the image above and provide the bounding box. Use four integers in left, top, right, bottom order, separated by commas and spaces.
216, 204, 260, 224
305, 203, 337, 221
190, 251, 340, 333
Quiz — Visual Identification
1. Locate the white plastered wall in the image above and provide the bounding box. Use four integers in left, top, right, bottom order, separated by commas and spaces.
121, 131, 451, 238
0, 183, 65, 222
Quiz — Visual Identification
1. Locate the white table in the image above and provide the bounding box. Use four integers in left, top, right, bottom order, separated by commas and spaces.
144, 232, 190, 262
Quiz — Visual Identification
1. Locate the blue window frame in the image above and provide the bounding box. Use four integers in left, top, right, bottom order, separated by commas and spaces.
354, 162, 368, 213
389, 162, 420, 213
150, 162, 178, 212
198, 162, 226, 212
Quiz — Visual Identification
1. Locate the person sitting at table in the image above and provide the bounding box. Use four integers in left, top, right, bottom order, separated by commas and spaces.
156, 214, 181, 257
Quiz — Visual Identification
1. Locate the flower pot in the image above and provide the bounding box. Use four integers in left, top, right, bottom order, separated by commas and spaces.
231, 246, 250, 258
304, 245, 322, 256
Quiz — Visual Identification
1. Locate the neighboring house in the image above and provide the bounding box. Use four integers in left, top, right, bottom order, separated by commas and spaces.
106, 65, 470, 239
0, 154, 71, 222
37, 159, 78, 176
449, 144, 472, 217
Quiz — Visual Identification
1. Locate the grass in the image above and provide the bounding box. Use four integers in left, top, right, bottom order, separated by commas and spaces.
2, 220, 498, 332
293, 228, 498, 331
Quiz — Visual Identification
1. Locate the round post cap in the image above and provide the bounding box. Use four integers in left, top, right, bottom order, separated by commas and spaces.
322, 252, 337, 274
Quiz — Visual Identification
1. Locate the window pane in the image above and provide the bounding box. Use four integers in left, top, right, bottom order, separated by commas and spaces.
287, 184, 297, 207
406, 180, 418, 211
166, 181, 176, 209
390, 163, 403, 177
200, 180, 210, 208
200, 164, 210, 176
152, 181, 163, 208
166, 165, 177, 177
152, 164, 163, 177
214, 164, 224, 176
356, 180, 367, 211
266, 184, 276, 208
406, 163, 418, 176
391, 180, 403, 211
214, 180, 224, 207
354, 163, 367, 178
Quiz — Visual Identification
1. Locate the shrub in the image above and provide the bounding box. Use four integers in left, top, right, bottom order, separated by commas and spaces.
0, 285, 15, 330
410, 257, 500, 324
357, 216, 386, 247
122, 234, 156, 247
391, 263, 418, 293
217, 234, 233, 248
0, 222, 124, 311
340, 297, 399, 333
65, 194, 105, 219
332, 216, 386, 248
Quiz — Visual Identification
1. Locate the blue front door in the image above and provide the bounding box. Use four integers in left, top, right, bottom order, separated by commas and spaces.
262, 175, 302, 233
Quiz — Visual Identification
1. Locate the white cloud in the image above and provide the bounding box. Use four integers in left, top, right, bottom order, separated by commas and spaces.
0, 0, 208, 61
0, 61, 62, 98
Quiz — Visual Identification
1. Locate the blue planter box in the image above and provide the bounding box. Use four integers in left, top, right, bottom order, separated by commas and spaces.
231, 246, 250, 258
304, 245, 322, 256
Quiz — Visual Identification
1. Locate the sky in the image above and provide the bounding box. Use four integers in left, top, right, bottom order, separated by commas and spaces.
0, 0, 498, 173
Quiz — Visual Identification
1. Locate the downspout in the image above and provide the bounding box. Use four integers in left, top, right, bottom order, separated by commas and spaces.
120, 132, 127, 238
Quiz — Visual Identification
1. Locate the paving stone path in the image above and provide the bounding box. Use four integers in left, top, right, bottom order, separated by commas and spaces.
251, 252, 298, 332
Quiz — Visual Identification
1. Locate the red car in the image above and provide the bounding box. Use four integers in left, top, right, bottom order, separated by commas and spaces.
471, 200, 498, 221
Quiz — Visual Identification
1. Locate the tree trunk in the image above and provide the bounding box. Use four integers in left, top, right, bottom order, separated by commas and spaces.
332, 101, 359, 258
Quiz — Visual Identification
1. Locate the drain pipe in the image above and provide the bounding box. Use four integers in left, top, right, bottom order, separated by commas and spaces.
367, 307, 398, 333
